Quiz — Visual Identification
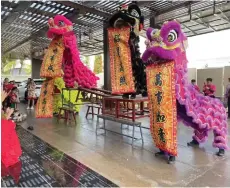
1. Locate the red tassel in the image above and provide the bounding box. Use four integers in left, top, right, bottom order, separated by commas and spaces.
139, 23, 144, 31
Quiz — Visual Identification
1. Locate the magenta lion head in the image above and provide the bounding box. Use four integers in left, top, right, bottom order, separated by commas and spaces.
47, 15, 73, 38
142, 20, 187, 63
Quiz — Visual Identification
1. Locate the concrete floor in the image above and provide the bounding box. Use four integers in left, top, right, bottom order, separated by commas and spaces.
18, 104, 230, 187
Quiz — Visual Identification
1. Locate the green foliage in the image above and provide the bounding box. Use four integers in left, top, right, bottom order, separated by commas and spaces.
82, 56, 90, 68
23, 64, 32, 75
2, 59, 16, 74
19, 59, 24, 75
1, 54, 10, 73
1, 55, 32, 75
93, 54, 103, 74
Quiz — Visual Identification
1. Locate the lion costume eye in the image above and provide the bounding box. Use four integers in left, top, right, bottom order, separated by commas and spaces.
130, 9, 139, 18
150, 29, 157, 38
58, 20, 65, 27
167, 30, 177, 42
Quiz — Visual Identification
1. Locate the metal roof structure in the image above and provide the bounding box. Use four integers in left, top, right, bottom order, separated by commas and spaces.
1, 0, 230, 59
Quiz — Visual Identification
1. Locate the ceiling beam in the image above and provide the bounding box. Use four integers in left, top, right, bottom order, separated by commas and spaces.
1, 1, 31, 29
216, 8, 230, 23
193, 15, 216, 31
3, 10, 79, 54
155, 1, 195, 16
57, 1, 111, 18
3, 1, 107, 54
181, 23, 196, 35
180, 8, 230, 26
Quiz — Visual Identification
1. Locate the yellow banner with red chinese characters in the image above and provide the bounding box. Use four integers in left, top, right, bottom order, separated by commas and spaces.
108, 27, 135, 94
40, 37, 65, 78
35, 79, 54, 118
146, 61, 177, 156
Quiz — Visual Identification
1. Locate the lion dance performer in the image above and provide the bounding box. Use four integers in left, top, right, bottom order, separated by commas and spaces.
142, 20, 228, 164
36, 15, 98, 118
108, 3, 147, 99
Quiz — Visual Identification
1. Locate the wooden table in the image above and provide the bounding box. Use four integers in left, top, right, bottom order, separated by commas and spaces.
102, 95, 149, 122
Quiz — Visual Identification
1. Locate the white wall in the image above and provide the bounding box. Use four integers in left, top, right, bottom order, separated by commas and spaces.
197, 68, 224, 97
187, 68, 197, 82
224, 66, 230, 94
186, 29, 230, 68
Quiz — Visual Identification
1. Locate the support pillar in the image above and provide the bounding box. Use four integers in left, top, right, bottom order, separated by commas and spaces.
31, 58, 42, 79
103, 21, 111, 90
150, 16, 157, 28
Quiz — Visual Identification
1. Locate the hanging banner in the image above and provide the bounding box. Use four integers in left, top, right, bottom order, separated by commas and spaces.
146, 61, 177, 156
108, 27, 135, 94
35, 79, 54, 118
40, 37, 65, 78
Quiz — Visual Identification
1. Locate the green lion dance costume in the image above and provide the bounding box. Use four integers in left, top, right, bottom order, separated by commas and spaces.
53, 78, 83, 114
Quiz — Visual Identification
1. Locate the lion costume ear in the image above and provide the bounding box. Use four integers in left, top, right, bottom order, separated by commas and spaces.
128, 3, 141, 18
109, 12, 121, 27
109, 11, 136, 27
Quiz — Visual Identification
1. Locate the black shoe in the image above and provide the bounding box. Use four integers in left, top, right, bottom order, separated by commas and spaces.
168, 156, 176, 164
122, 94, 129, 99
155, 150, 165, 157
130, 94, 136, 99
216, 149, 225, 156
187, 139, 199, 147
27, 126, 34, 131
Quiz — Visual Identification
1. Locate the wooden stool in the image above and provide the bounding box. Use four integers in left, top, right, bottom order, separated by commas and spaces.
85, 104, 101, 119
57, 107, 77, 125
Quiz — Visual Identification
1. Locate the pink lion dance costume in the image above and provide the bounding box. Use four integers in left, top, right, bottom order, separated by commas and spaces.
142, 20, 228, 163
36, 15, 98, 118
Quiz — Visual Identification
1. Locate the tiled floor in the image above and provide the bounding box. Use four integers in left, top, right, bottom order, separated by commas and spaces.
2, 126, 117, 187
3, 103, 230, 187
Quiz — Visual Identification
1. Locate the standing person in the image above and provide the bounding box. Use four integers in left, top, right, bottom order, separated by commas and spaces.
3, 78, 15, 92
225, 78, 230, 118
3, 78, 14, 109
3, 78, 9, 92
9, 87, 20, 111
191, 79, 200, 92
27, 78, 36, 110
10, 80, 17, 88
203, 78, 216, 98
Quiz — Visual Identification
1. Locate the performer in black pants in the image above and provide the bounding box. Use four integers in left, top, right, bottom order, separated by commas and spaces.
228, 96, 230, 118
225, 78, 230, 118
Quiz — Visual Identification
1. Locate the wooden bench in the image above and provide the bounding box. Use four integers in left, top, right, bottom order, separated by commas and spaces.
96, 114, 144, 146
85, 104, 102, 119
57, 107, 77, 125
